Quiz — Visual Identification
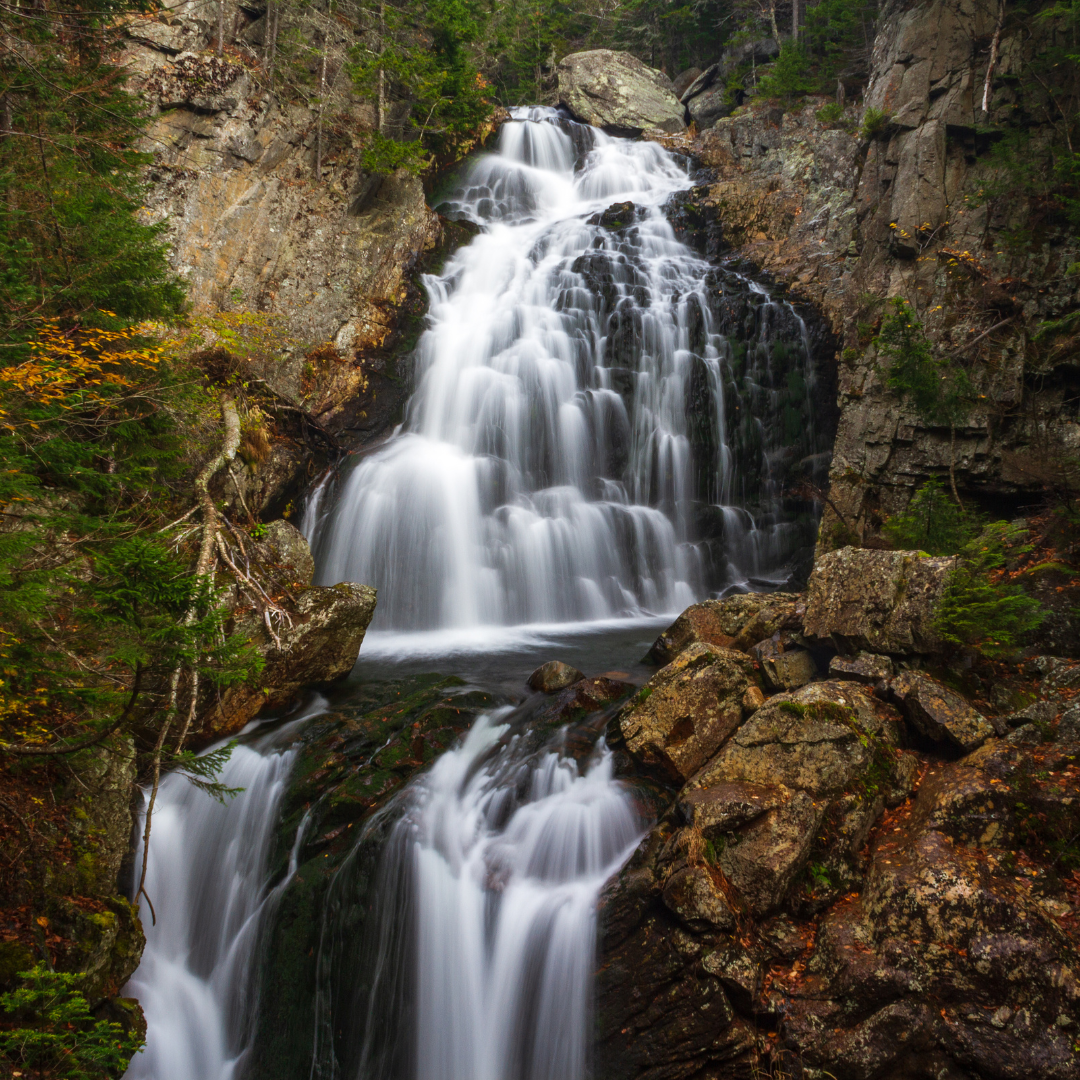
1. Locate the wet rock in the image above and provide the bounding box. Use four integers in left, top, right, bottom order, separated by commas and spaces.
647, 592, 800, 665
587, 201, 639, 230
557, 49, 686, 135
527, 660, 585, 693
752, 635, 817, 691
829, 651, 894, 685
891, 670, 994, 752
619, 643, 757, 783
258, 519, 315, 586
1059, 702, 1080, 742
804, 546, 956, 654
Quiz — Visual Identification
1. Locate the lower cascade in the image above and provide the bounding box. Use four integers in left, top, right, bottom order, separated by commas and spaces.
309, 107, 830, 631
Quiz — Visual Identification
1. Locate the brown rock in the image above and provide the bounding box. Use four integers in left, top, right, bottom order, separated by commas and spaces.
804, 547, 956, 654
829, 651, 894, 685
678, 781, 784, 835
647, 592, 800, 665
619, 643, 757, 782
527, 660, 585, 693
742, 685, 766, 713
890, 669, 994, 752
258, 519, 314, 586
752, 636, 817, 691
661, 863, 736, 929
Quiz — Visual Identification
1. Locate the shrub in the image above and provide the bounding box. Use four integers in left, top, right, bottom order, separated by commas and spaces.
816, 101, 844, 124
934, 522, 1045, 656
755, 45, 817, 103
861, 106, 891, 139
884, 478, 984, 555
0, 964, 143, 1079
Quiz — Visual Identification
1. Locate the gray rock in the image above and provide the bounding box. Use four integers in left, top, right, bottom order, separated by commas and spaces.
1000, 699, 1057, 729
527, 660, 585, 694
829, 652, 894, 685
678, 780, 785, 836
686, 82, 735, 129
1045, 662, 1080, 690
259, 518, 315, 586
891, 670, 994, 752
672, 66, 702, 98
557, 49, 686, 135
619, 643, 757, 782
753, 637, 817, 691
1057, 702, 1080, 743
1006, 723, 1044, 746
804, 546, 956, 654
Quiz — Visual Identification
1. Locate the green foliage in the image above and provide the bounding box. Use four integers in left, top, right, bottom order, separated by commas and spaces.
877, 298, 971, 426
934, 522, 1045, 656
349, 0, 493, 163
861, 106, 891, 139
884, 478, 985, 555
360, 131, 430, 175
755, 45, 817, 101
0, 964, 143, 1079
0, 1, 185, 338
816, 101, 845, 124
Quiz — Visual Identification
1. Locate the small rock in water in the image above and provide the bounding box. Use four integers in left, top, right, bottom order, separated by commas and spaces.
527, 660, 584, 694
829, 652, 893, 685
890, 670, 994, 752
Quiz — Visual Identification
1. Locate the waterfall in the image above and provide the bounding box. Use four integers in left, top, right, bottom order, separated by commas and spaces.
123, 706, 320, 1080
311, 107, 827, 631
308, 710, 646, 1080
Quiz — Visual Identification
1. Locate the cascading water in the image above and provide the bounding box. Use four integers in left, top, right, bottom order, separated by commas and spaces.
309, 107, 828, 631
124, 708, 318, 1080
307, 709, 646, 1080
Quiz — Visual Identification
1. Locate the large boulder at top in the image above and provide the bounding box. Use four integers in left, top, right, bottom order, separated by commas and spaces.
891, 669, 995, 752
804, 546, 956, 654
647, 592, 801, 665
557, 50, 686, 135
618, 643, 758, 783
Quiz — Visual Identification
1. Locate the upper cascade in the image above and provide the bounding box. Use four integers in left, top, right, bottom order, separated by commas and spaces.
309, 107, 825, 631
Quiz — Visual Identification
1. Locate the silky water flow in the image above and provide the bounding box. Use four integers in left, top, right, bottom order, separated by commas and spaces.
125, 109, 831, 1080
308, 107, 829, 630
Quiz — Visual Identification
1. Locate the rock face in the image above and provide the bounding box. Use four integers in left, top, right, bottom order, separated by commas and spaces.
557, 50, 686, 134
619, 644, 758, 783
891, 669, 995, 752
804, 546, 955, 654
647, 592, 801, 665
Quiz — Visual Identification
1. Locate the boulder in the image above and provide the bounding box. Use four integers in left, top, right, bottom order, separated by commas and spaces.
258, 519, 315, 586
685, 680, 910, 913
661, 863, 736, 929
686, 82, 735, 129
619, 643, 757, 783
1059, 702, 1080, 742
672, 67, 703, 98
647, 592, 800, 664
195, 581, 377, 744
890, 670, 995, 752
557, 50, 686, 135
527, 660, 585, 693
804, 546, 956, 654
829, 651, 894, 685
751, 635, 816, 691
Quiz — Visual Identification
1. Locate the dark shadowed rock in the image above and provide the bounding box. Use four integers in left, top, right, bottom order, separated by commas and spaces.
804, 546, 956, 654
829, 651, 894, 684
891, 670, 994, 752
672, 67, 702, 98
647, 592, 801, 665
527, 660, 585, 693
661, 863, 736, 929
557, 49, 686, 135
619, 643, 757, 783
751, 635, 816, 691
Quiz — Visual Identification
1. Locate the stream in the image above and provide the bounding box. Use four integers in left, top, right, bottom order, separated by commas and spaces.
124, 106, 831, 1080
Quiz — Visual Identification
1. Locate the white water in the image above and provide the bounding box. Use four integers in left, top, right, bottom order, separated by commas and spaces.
311, 107, 803, 630
123, 709, 318, 1080
337, 711, 646, 1080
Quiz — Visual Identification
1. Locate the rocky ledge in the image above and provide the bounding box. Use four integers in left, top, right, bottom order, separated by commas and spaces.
596, 552, 1080, 1080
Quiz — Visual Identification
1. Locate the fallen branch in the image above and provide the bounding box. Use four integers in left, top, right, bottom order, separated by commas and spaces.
946, 316, 1015, 358
137, 395, 240, 921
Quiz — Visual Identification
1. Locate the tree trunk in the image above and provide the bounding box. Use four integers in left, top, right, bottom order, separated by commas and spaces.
266, 0, 279, 88
376, 1, 386, 135
792, 0, 799, 41
981, 0, 1005, 114
217, 0, 226, 57
316, 43, 327, 181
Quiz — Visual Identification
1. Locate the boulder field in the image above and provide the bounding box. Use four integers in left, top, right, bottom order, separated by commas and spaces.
588, 550, 1080, 1080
